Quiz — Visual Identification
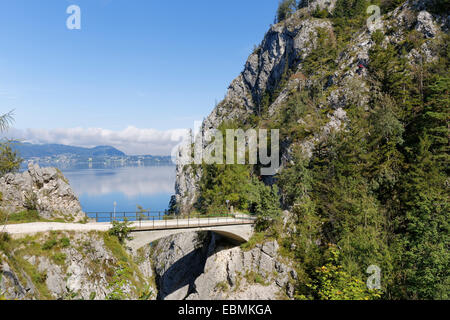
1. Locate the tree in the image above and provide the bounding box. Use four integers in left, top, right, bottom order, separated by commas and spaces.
305, 246, 382, 300
399, 135, 449, 299
421, 76, 449, 171
0, 110, 21, 177
333, 0, 368, 18
0, 142, 22, 177
276, 0, 297, 23
254, 184, 281, 231
0, 111, 21, 232
198, 163, 256, 213
0, 111, 14, 132
278, 151, 313, 207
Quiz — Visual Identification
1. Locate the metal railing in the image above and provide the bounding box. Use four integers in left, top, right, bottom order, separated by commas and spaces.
87, 210, 171, 223
86, 210, 256, 230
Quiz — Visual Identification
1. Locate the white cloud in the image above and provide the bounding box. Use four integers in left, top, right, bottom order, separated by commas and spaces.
3, 126, 190, 156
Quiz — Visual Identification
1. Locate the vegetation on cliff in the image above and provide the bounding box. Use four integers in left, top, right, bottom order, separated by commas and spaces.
190, 0, 449, 300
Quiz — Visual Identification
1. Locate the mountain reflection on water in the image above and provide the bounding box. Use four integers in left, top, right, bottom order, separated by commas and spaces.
61, 166, 176, 214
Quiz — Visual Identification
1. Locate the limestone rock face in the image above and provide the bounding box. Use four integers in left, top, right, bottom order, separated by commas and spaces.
186, 239, 296, 300
299, 0, 337, 12
174, 15, 333, 213
151, 232, 212, 300
416, 10, 438, 38
173, 160, 202, 215
203, 16, 333, 132
0, 162, 85, 222
0, 257, 36, 299
150, 232, 297, 300
173, 1, 447, 212
0, 231, 157, 300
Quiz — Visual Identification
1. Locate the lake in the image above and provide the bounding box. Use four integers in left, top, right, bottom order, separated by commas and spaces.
61, 166, 176, 219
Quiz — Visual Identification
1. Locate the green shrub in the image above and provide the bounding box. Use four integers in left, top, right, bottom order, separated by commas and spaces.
305, 247, 382, 300
52, 252, 67, 265
0, 232, 10, 243
23, 192, 38, 211
0, 140, 22, 177
42, 239, 58, 250
312, 5, 329, 18
60, 237, 71, 248
32, 270, 47, 284
215, 281, 230, 292
276, 0, 297, 23
108, 219, 133, 244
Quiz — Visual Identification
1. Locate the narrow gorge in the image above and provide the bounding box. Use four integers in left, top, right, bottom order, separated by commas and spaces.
1, 0, 448, 300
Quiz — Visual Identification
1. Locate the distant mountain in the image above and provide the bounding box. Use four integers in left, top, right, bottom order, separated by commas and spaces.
12, 142, 126, 158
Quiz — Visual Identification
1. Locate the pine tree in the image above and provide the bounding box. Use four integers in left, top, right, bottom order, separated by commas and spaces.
400, 135, 449, 299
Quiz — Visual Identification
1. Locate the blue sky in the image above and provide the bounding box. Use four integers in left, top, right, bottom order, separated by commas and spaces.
0, 0, 278, 154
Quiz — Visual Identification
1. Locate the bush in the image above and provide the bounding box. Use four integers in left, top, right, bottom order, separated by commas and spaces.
0, 232, 10, 243
305, 247, 382, 300
60, 237, 71, 248
52, 252, 67, 265
23, 191, 38, 211
32, 270, 47, 284
42, 239, 57, 250
276, 0, 297, 23
0, 141, 22, 177
312, 5, 329, 18
108, 219, 133, 244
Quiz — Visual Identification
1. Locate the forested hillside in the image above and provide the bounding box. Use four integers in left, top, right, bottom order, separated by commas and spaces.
175, 0, 449, 299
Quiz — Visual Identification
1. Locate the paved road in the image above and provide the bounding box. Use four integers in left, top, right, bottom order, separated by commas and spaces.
3, 217, 255, 236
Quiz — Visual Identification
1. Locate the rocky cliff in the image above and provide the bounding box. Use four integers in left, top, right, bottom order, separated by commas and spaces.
0, 231, 156, 300
1, 229, 296, 300
146, 231, 297, 300
0, 163, 85, 222
173, 0, 449, 213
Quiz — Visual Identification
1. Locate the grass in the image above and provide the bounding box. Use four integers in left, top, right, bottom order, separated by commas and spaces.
215, 281, 230, 292
0, 210, 69, 225
42, 239, 58, 250
60, 237, 71, 248
15, 255, 53, 299
240, 232, 268, 251
102, 232, 148, 296
0, 231, 74, 299
244, 270, 269, 286
51, 252, 67, 265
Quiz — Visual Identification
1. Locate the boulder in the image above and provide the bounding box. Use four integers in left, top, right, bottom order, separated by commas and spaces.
0, 162, 85, 222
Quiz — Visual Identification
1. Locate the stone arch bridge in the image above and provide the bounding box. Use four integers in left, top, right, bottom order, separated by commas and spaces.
4, 215, 255, 253
128, 222, 254, 252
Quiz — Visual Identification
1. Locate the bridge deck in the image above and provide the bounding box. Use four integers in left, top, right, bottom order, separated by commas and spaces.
4, 217, 255, 236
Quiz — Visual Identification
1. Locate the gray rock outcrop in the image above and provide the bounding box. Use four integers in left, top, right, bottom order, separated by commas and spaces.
150, 232, 297, 300
0, 231, 157, 300
0, 162, 85, 222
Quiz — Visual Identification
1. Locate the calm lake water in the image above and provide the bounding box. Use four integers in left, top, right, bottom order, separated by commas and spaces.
61, 166, 176, 219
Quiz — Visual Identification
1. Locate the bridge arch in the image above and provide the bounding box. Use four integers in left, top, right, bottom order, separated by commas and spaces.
127, 224, 254, 252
